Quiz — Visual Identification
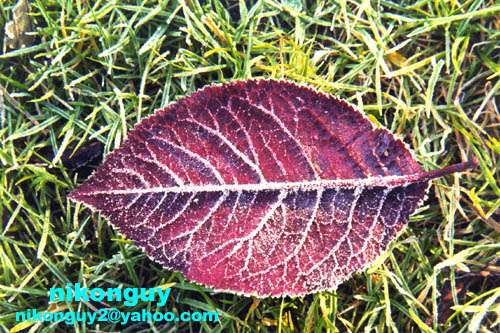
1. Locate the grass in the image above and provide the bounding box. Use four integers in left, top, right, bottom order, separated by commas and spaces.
0, 0, 499, 331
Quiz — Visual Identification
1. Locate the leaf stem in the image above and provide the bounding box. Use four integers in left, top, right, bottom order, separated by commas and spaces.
420, 158, 479, 182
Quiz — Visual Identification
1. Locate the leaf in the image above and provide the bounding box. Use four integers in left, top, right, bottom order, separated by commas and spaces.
69, 79, 476, 297
61, 140, 104, 170
427, 258, 500, 326
3, 0, 33, 52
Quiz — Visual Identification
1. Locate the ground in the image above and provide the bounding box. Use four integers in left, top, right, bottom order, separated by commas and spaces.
0, 0, 499, 332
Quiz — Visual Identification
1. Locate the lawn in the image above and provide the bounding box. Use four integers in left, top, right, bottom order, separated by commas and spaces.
1, 0, 499, 332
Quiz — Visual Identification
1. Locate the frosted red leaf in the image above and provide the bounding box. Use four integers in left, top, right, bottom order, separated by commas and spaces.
69, 79, 476, 297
